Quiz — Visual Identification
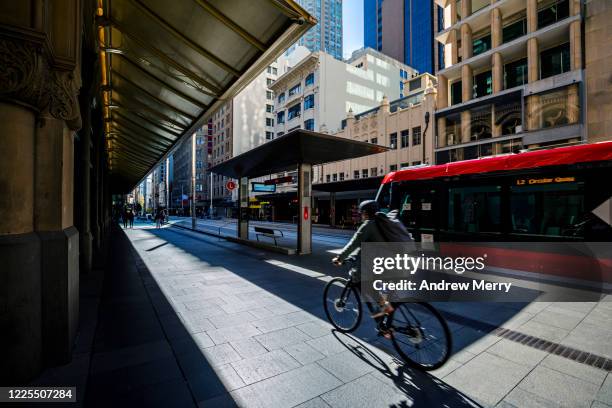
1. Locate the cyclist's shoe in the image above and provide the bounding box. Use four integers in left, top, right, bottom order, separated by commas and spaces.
376, 325, 393, 340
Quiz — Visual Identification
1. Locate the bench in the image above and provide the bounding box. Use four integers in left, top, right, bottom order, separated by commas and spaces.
254, 226, 284, 246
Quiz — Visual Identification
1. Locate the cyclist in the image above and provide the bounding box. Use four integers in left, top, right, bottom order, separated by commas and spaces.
332, 200, 394, 336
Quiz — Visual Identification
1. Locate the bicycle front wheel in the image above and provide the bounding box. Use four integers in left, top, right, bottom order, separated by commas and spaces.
323, 277, 362, 333
389, 302, 451, 370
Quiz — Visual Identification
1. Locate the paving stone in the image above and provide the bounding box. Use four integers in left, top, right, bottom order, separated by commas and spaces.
209, 311, 259, 329
561, 321, 612, 359
540, 354, 608, 385
283, 342, 326, 365
231, 349, 301, 385
208, 324, 262, 345
293, 397, 332, 408
295, 321, 334, 339
254, 327, 311, 350
202, 343, 243, 367
315, 350, 377, 383
230, 338, 269, 359
517, 319, 570, 343
596, 374, 612, 405
531, 307, 586, 330
518, 365, 599, 408
231, 363, 342, 408
502, 387, 561, 408
320, 374, 409, 408
305, 334, 360, 357
486, 338, 548, 367
444, 352, 532, 406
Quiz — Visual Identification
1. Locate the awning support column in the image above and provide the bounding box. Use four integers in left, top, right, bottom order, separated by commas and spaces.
238, 176, 249, 240
297, 163, 312, 254
329, 192, 336, 227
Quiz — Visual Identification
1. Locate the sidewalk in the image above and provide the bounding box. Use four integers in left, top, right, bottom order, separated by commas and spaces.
100, 223, 611, 407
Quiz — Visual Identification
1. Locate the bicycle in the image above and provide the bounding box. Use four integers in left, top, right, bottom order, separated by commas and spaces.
323, 257, 452, 370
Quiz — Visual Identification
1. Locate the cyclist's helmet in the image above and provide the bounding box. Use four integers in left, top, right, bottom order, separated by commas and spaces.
359, 200, 379, 217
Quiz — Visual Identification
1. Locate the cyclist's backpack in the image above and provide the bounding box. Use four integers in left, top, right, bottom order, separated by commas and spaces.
374, 210, 414, 242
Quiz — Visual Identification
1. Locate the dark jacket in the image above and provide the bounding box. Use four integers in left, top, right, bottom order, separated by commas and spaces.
337, 218, 387, 262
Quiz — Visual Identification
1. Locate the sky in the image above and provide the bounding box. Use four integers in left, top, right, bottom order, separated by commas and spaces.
342, 0, 364, 59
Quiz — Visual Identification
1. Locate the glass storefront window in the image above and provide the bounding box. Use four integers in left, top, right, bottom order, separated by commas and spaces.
450, 81, 462, 105
525, 84, 580, 130
469, 105, 492, 141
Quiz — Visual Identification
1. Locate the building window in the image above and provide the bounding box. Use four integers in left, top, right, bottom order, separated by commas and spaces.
540, 42, 570, 79
409, 77, 422, 92
304, 119, 314, 131
278, 93, 285, 104
390, 164, 397, 172
266, 104, 274, 113
503, 18, 526, 44
400, 162, 409, 168
473, 34, 491, 56
362, 169, 369, 178
412, 161, 421, 166
326, 174, 331, 182
288, 83, 301, 96
287, 103, 301, 120
371, 137, 378, 144
412, 126, 422, 145
450, 81, 462, 105
538, 0, 569, 30
400, 130, 409, 148
473, 70, 492, 98
266, 131, 274, 140
277, 111, 285, 124
389, 132, 398, 149
339, 172, 345, 181
266, 78, 274, 86
304, 94, 315, 110
332, 173, 338, 182
266, 117, 274, 127
504, 58, 528, 89
266, 90, 274, 100
305, 73, 315, 87
370, 167, 378, 177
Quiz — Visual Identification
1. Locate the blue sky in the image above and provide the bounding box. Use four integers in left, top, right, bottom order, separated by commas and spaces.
343, 0, 364, 59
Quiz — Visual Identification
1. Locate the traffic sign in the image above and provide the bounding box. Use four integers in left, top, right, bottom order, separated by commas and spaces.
226, 180, 236, 191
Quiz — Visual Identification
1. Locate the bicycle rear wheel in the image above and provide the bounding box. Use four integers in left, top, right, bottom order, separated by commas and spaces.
388, 302, 451, 370
323, 277, 362, 333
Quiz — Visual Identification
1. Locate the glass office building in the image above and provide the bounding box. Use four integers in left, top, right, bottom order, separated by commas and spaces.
296, 0, 343, 60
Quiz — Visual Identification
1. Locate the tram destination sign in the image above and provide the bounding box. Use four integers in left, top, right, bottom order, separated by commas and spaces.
515, 176, 575, 185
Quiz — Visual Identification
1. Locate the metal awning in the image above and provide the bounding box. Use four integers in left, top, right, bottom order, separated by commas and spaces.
312, 176, 385, 192
95, 0, 316, 191
209, 129, 391, 179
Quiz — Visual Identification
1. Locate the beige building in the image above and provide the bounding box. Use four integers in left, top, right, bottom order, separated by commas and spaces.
313, 74, 437, 225
433, 0, 586, 163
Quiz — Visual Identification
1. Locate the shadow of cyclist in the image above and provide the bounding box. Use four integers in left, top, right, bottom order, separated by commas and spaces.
331, 330, 482, 408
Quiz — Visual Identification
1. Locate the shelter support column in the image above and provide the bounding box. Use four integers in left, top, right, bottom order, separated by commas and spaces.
238, 177, 249, 240
329, 192, 336, 228
298, 163, 312, 255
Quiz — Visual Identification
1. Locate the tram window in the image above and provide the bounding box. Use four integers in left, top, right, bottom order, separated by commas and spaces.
376, 183, 392, 212
448, 186, 502, 233
510, 182, 584, 237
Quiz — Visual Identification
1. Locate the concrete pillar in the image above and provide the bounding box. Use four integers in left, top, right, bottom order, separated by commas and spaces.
79, 98, 93, 273
570, 20, 582, 70
527, 0, 538, 33
450, 30, 460, 65
461, 24, 473, 61
437, 74, 449, 109
461, 64, 473, 142
461, 0, 472, 20
0, 102, 42, 382
297, 163, 313, 255
491, 8, 502, 48
437, 117, 447, 147
34, 113, 80, 368
567, 84, 580, 124
329, 192, 336, 227
238, 176, 249, 240
527, 38, 539, 83
449, 0, 458, 25
492, 52, 504, 93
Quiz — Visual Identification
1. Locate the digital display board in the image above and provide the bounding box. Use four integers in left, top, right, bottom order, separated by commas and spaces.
252, 183, 276, 192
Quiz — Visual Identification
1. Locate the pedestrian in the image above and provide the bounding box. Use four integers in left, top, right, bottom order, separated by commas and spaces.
128, 209, 134, 228
155, 210, 161, 228
123, 208, 128, 229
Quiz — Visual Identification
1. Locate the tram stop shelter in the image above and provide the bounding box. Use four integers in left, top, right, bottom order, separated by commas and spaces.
209, 129, 389, 254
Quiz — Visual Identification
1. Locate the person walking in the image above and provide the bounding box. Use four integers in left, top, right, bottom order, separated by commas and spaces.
128, 209, 134, 228
123, 208, 128, 229
155, 210, 161, 228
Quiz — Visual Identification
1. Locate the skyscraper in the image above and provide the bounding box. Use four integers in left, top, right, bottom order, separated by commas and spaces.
364, 0, 434, 74
296, 0, 343, 60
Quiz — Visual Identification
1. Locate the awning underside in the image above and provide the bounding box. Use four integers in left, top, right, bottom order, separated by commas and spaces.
97, 0, 315, 190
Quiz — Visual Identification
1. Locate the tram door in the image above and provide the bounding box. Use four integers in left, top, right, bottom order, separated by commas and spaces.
398, 186, 437, 242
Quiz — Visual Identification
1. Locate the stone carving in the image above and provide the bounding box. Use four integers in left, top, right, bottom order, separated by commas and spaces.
0, 36, 81, 129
